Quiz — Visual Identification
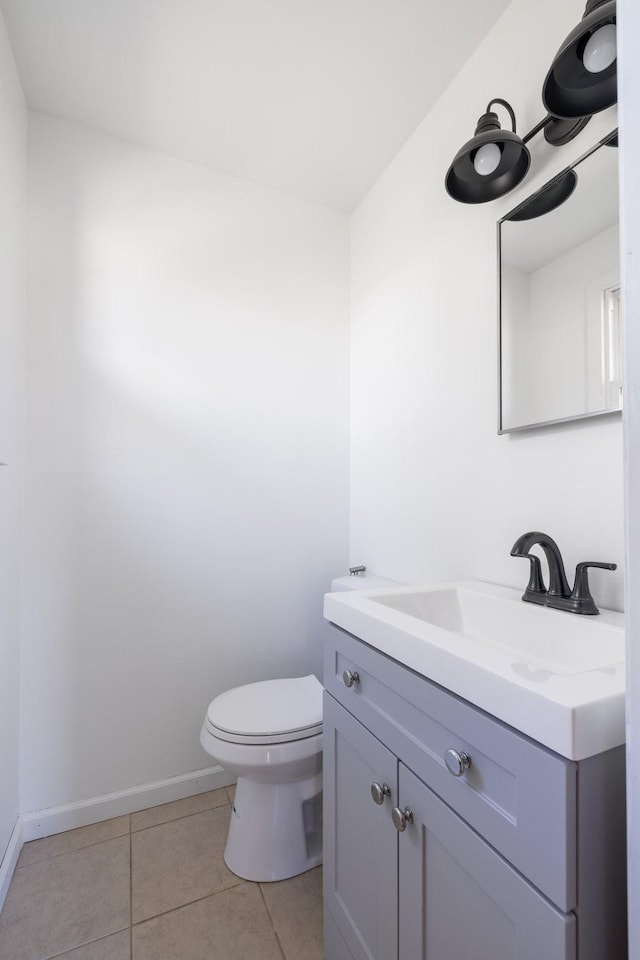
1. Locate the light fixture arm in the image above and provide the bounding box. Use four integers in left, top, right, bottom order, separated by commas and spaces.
522, 115, 554, 144
521, 112, 591, 148
483, 103, 587, 147
486, 99, 517, 133
483, 105, 569, 147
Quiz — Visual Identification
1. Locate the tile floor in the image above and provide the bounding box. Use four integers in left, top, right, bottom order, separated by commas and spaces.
0, 786, 323, 960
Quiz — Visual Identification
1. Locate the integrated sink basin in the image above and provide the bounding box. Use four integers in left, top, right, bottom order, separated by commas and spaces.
371, 585, 625, 676
323, 579, 625, 760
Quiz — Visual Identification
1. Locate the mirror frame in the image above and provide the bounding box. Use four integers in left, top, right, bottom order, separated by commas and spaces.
497, 129, 620, 435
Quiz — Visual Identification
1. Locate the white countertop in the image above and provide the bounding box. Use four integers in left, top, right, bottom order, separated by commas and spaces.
323, 579, 625, 761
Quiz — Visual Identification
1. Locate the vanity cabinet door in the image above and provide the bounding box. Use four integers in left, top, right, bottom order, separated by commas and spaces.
323, 693, 398, 960
397, 764, 576, 960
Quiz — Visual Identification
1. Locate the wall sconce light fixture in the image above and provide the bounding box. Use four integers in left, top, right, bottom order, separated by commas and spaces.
445, 0, 616, 204
543, 0, 616, 119
445, 99, 531, 204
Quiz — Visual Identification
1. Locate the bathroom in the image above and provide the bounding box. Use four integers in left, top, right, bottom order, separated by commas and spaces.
0, 0, 638, 957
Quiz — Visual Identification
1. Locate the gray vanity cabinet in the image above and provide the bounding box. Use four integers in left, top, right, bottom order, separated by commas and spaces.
323, 695, 574, 960
323, 625, 627, 960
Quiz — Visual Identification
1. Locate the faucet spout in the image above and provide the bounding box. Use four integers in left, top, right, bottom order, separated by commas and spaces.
511, 532, 616, 615
510, 531, 571, 599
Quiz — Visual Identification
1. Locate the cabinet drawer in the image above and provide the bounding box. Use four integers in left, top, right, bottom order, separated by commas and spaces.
324, 626, 577, 911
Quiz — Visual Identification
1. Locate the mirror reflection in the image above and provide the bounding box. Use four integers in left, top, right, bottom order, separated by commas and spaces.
499, 132, 620, 433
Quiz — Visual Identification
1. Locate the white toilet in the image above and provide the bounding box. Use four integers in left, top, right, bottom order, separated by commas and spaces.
200, 674, 324, 882
200, 572, 395, 883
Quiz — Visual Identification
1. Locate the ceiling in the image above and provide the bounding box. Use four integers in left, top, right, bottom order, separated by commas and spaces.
0, 0, 510, 211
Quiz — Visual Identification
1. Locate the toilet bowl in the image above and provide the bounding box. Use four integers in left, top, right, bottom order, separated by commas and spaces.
200, 572, 396, 882
200, 674, 323, 882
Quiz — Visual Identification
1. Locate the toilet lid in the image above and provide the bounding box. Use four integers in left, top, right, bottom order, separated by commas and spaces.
205, 675, 323, 744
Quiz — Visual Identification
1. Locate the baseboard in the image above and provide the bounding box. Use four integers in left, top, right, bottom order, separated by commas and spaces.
0, 818, 23, 913
20, 765, 235, 843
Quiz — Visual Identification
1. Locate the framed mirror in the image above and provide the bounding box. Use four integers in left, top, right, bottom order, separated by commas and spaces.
498, 131, 620, 434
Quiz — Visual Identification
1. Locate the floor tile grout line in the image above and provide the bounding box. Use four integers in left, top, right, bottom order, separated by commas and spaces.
41, 925, 130, 960
16, 828, 132, 871
131, 879, 245, 927
17, 790, 232, 867
258, 882, 288, 960
130, 800, 230, 835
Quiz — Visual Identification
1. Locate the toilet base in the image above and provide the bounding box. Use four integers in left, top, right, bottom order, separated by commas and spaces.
224, 771, 323, 882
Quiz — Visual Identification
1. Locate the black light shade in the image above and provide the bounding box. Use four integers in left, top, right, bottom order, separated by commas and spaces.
507, 170, 578, 222
445, 104, 531, 204
542, 0, 616, 119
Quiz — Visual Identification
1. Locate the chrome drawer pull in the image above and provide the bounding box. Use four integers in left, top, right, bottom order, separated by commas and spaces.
371, 782, 391, 805
444, 748, 472, 777
392, 806, 414, 832
342, 669, 360, 688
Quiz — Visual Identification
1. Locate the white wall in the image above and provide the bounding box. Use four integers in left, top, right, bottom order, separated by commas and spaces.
0, 12, 26, 859
350, 0, 623, 611
22, 114, 350, 812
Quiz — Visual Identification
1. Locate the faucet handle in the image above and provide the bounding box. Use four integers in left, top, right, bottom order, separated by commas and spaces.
513, 553, 547, 604
570, 561, 617, 615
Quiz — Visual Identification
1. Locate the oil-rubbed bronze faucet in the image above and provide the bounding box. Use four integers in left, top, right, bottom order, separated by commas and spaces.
510, 531, 616, 615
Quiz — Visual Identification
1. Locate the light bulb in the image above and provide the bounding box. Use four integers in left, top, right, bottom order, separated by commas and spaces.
583, 23, 617, 74
473, 142, 501, 177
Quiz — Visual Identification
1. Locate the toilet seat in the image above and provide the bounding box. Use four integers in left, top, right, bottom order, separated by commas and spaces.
205, 674, 323, 745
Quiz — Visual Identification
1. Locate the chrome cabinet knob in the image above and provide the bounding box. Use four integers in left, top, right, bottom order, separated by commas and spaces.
391, 806, 414, 832
444, 748, 471, 777
371, 782, 391, 805
342, 669, 360, 688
